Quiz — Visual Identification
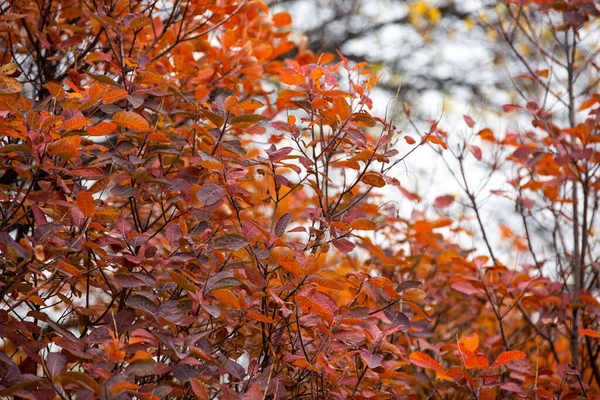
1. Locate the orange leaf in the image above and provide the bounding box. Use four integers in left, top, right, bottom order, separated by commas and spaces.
459, 333, 479, 352
112, 111, 150, 131
212, 289, 240, 310
579, 98, 598, 111
273, 11, 292, 27
88, 121, 117, 136
57, 262, 81, 277
109, 381, 139, 395
331, 160, 360, 170
333, 96, 350, 120
427, 135, 447, 149
579, 329, 600, 338
43, 82, 65, 99
103, 89, 128, 104
76, 191, 96, 218
105, 341, 125, 362
361, 172, 386, 188
410, 351, 444, 371
129, 350, 152, 362
403, 288, 426, 302
409, 351, 452, 381
279, 256, 303, 277
64, 116, 92, 132
464, 355, 489, 370
47, 138, 79, 159
351, 218, 376, 231
477, 128, 495, 142
280, 70, 303, 86
491, 350, 526, 368
247, 311, 276, 324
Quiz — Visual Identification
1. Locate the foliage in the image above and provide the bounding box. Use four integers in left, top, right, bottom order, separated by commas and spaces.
0, 0, 599, 400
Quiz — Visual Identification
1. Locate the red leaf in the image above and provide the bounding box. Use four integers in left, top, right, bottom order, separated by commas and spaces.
466, 144, 482, 161
196, 183, 226, 206
360, 349, 383, 369
214, 234, 249, 251
502, 104, 523, 112
463, 114, 476, 128
451, 281, 483, 295
274, 213, 292, 236
332, 238, 355, 253
579, 329, 600, 338
433, 194, 455, 208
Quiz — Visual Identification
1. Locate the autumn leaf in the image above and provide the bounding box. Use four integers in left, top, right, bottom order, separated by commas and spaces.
273, 11, 292, 27
213, 289, 240, 310
247, 311, 276, 324
109, 381, 139, 395
214, 234, 249, 251
196, 183, 226, 205
47, 138, 79, 159
451, 281, 483, 295
466, 144, 482, 161
64, 116, 92, 132
332, 238, 355, 253
463, 114, 476, 128
458, 333, 479, 352
112, 111, 150, 131
433, 194, 455, 208
88, 121, 116, 136
579, 329, 600, 338
491, 350, 526, 368
76, 191, 96, 218
274, 213, 292, 236
502, 104, 523, 112
351, 218, 376, 231
409, 351, 452, 381
361, 172, 386, 188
